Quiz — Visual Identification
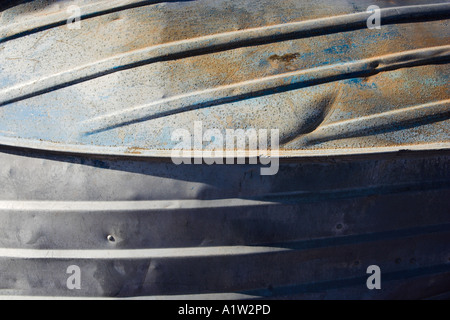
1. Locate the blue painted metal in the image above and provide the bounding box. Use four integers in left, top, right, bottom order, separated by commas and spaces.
0, 0, 449, 299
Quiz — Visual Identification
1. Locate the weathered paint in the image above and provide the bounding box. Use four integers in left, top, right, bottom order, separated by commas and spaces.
0, 0, 448, 154
0, 0, 449, 299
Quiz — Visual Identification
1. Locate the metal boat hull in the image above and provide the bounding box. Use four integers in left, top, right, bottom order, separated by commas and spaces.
0, 146, 449, 299
0, 0, 449, 299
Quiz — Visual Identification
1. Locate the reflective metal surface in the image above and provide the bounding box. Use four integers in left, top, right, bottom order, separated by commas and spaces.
0, 0, 448, 155
0, 0, 449, 299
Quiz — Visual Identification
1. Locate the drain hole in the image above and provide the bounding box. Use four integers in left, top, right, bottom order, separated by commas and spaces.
107, 235, 116, 243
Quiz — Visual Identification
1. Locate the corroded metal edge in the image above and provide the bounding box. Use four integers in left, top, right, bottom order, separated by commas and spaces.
0, 136, 448, 158
1, 138, 449, 158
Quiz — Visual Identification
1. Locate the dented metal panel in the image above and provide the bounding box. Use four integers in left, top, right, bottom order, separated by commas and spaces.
0, 0, 449, 299
0, 147, 449, 299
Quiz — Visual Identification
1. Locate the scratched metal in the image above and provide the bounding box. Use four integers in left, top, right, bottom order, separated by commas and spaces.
0, 0, 449, 299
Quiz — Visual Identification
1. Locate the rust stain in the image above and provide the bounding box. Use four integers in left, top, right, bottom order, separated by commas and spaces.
125, 147, 146, 155
269, 53, 300, 63
268, 53, 300, 70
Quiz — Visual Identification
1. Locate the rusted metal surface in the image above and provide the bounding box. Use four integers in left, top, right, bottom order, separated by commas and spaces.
0, 0, 449, 299
0, 0, 448, 155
